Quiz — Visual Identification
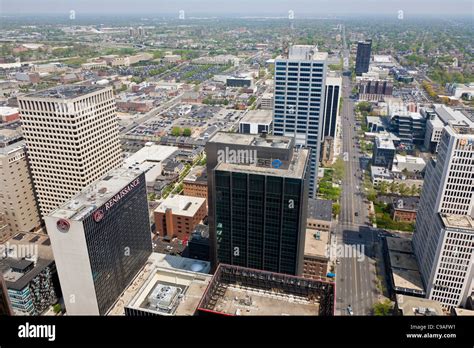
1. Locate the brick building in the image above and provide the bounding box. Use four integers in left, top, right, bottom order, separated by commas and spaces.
154, 195, 207, 240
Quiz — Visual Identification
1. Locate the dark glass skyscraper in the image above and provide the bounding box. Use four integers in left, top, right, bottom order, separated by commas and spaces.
206, 132, 310, 276
355, 39, 372, 76
45, 168, 152, 315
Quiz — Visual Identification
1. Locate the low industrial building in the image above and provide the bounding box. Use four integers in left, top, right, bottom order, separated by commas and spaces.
197, 264, 335, 316
370, 166, 394, 185
307, 198, 333, 232
154, 195, 207, 240
303, 229, 330, 281
183, 166, 208, 201
383, 237, 425, 298
392, 154, 426, 173
123, 143, 179, 190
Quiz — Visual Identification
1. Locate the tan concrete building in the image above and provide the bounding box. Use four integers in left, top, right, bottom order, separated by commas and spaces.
182, 166, 207, 201
154, 195, 207, 240
303, 228, 330, 280
0, 130, 41, 242
18, 85, 122, 216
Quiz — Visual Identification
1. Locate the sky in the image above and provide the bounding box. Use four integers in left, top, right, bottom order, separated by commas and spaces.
1, 0, 473, 17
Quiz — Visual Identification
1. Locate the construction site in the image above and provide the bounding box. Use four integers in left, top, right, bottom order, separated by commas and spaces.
197, 264, 335, 316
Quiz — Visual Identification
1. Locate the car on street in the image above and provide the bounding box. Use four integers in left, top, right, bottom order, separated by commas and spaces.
347, 305, 354, 316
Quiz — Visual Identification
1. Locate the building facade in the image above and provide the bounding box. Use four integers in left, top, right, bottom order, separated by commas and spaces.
154, 195, 207, 240
322, 76, 341, 140
206, 132, 309, 276
18, 85, 122, 216
44, 168, 152, 315
372, 135, 396, 169
273, 46, 327, 197
355, 40, 372, 76
1, 258, 58, 316
0, 275, 13, 315
413, 126, 474, 309
0, 130, 41, 242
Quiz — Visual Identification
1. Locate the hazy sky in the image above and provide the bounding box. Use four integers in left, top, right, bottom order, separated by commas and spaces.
1, 0, 473, 16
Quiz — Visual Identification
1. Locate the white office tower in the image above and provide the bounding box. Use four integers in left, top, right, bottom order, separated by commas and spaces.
413, 125, 474, 309
18, 85, 122, 216
273, 45, 328, 197
44, 168, 152, 315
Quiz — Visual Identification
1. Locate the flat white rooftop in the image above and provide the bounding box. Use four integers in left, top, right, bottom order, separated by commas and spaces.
155, 195, 206, 218
287, 45, 327, 61
124, 144, 179, 166
48, 167, 143, 221
108, 253, 211, 316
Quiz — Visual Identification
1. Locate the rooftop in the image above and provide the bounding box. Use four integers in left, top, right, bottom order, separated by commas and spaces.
307, 198, 333, 222
0, 257, 55, 291
375, 135, 395, 150
21, 85, 108, 100
304, 229, 330, 259
209, 131, 292, 149
198, 264, 335, 316
124, 144, 179, 166
386, 237, 414, 254
371, 166, 392, 178
183, 166, 207, 184
215, 147, 309, 179
287, 45, 328, 61
389, 250, 419, 271
109, 253, 211, 316
440, 214, 474, 230
155, 195, 206, 218
433, 104, 474, 127
239, 109, 273, 125
48, 168, 143, 221
396, 294, 444, 316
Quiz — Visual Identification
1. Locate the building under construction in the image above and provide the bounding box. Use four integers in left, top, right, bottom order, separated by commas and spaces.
197, 264, 335, 316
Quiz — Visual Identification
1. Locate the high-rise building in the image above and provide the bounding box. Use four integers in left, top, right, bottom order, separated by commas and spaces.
206, 132, 309, 275
44, 168, 152, 315
355, 40, 372, 76
322, 76, 341, 140
0, 129, 41, 242
18, 85, 122, 216
413, 126, 474, 309
273, 45, 328, 197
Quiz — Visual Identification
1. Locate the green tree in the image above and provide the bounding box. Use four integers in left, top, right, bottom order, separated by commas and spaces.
410, 184, 418, 196
373, 300, 393, 316
399, 183, 409, 196
182, 128, 192, 137
379, 181, 389, 195
332, 203, 341, 217
389, 182, 399, 194
171, 127, 182, 136
53, 303, 62, 314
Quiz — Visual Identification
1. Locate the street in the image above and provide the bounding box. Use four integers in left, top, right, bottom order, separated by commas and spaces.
335, 74, 381, 316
